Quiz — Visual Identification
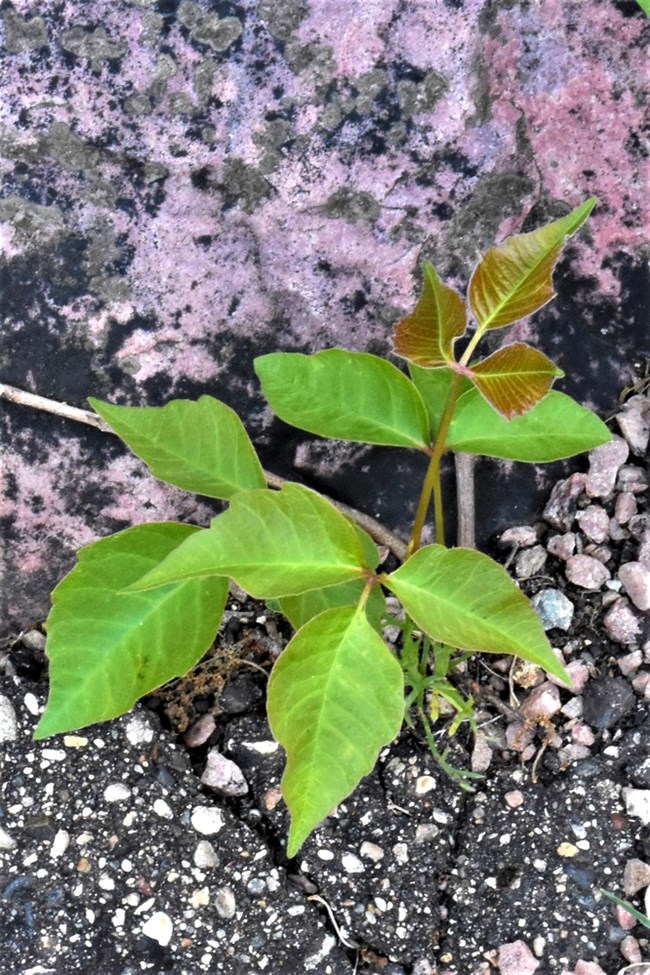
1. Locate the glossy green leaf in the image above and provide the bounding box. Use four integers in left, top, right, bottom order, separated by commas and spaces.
470, 343, 564, 418
268, 606, 404, 857
385, 546, 568, 681
447, 388, 610, 461
131, 483, 376, 598
89, 395, 265, 500
255, 350, 430, 451
410, 365, 473, 437
34, 524, 228, 739
393, 262, 466, 367
280, 579, 386, 631
469, 198, 596, 332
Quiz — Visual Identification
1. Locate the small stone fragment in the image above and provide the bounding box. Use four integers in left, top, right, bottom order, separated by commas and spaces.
0, 826, 17, 850
504, 790, 524, 809
584, 543, 611, 564
153, 799, 174, 820
0, 695, 18, 742
565, 554, 610, 590
617, 406, 649, 456
615, 492, 637, 525
515, 545, 547, 580
623, 789, 650, 826
618, 562, 650, 612
546, 532, 576, 561
214, 886, 236, 919
125, 713, 154, 746
583, 677, 636, 729
201, 750, 248, 796
360, 841, 385, 862
557, 842, 579, 857
618, 650, 643, 677
499, 525, 537, 548
573, 962, 607, 975
191, 805, 225, 835
623, 858, 650, 896
603, 597, 643, 645
543, 473, 586, 531
142, 911, 173, 947
620, 934, 643, 963
194, 840, 218, 869
471, 730, 493, 773
341, 853, 364, 874
519, 682, 561, 721
103, 783, 132, 803
497, 939, 540, 975
571, 722, 595, 746
530, 589, 574, 632
617, 464, 649, 494
576, 505, 610, 543
184, 713, 216, 747
585, 436, 629, 498
50, 829, 70, 859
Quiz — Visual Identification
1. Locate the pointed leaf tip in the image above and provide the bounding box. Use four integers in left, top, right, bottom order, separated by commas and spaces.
393, 262, 467, 368
469, 198, 597, 333
470, 343, 564, 418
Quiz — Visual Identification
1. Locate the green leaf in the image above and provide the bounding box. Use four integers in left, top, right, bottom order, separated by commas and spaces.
385, 546, 568, 681
393, 262, 466, 367
34, 524, 228, 739
89, 395, 265, 500
410, 365, 473, 437
600, 889, 650, 929
280, 580, 386, 631
267, 606, 404, 857
131, 483, 377, 598
469, 343, 564, 418
447, 388, 611, 461
255, 350, 430, 451
469, 198, 596, 332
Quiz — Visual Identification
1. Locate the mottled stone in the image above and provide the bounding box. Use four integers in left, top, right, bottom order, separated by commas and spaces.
617, 464, 649, 495
618, 561, 650, 612
603, 597, 643, 645
546, 532, 576, 561
585, 436, 629, 499
582, 677, 635, 729
623, 858, 650, 897
531, 588, 574, 631
498, 525, 538, 548
515, 545, 547, 580
615, 491, 637, 525
201, 750, 248, 796
575, 505, 610, 543
618, 650, 643, 677
519, 682, 562, 721
0, 695, 18, 742
184, 713, 216, 747
497, 939, 539, 975
617, 405, 650, 456
543, 474, 587, 531
565, 554, 610, 590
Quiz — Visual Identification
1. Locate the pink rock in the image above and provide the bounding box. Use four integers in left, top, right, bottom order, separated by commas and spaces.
564, 660, 591, 694
499, 525, 538, 548
603, 597, 643, 645
617, 903, 638, 929
615, 492, 637, 525
506, 721, 535, 753
623, 857, 650, 896
565, 554, 610, 590
620, 934, 642, 963
618, 650, 643, 677
617, 465, 649, 494
497, 939, 539, 975
200, 750, 248, 796
576, 505, 610, 543
543, 473, 587, 531
583, 543, 611, 565
183, 714, 217, 747
573, 963, 607, 975
519, 681, 561, 721
617, 406, 650, 456
632, 672, 650, 695
504, 790, 524, 808
618, 562, 650, 612
547, 532, 577, 561
639, 530, 650, 569
585, 436, 629, 498
471, 730, 493, 773
558, 742, 592, 764
571, 722, 595, 746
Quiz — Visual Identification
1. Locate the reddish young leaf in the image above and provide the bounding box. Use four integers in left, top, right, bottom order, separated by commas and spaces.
393, 262, 466, 367
468, 198, 596, 333
469, 343, 564, 419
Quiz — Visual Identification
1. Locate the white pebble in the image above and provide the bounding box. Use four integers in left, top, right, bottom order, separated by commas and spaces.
153, 799, 173, 820
623, 789, 650, 826
360, 841, 385, 862
0, 826, 17, 850
125, 714, 154, 746
191, 806, 224, 835
194, 840, 218, 869
24, 693, 40, 716
214, 886, 236, 919
341, 853, 364, 874
141, 911, 173, 947
0, 695, 18, 741
49, 829, 70, 859
103, 784, 132, 803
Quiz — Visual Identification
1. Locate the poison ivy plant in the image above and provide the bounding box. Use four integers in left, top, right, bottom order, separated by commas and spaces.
36, 197, 611, 858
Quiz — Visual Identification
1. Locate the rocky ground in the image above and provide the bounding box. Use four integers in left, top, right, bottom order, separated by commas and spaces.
0, 387, 648, 975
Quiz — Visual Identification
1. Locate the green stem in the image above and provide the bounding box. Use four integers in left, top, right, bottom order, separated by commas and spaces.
408, 371, 462, 554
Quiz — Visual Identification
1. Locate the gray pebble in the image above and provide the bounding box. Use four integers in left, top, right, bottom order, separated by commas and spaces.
201, 749, 248, 796
514, 545, 547, 580
582, 677, 636, 729
531, 589, 574, 632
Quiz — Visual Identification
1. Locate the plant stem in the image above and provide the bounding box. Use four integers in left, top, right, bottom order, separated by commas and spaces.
408, 371, 462, 554
0, 382, 409, 562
